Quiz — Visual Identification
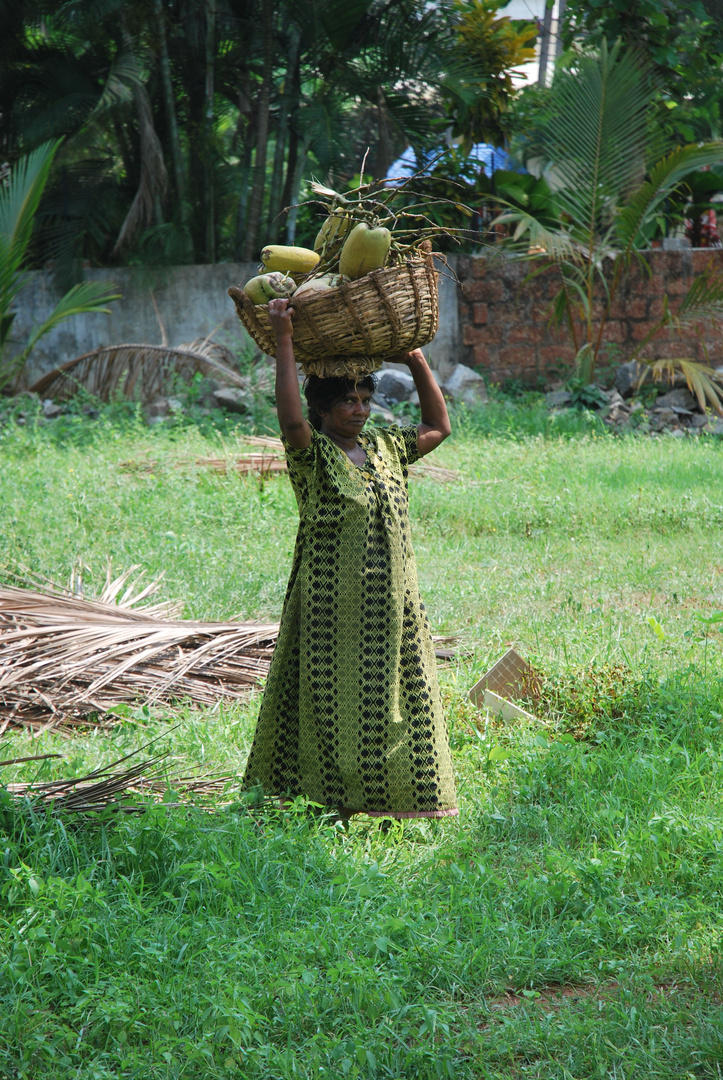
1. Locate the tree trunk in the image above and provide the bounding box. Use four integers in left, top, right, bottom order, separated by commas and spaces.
152, 0, 185, 208
203, 0, 216, 262
555, 0, 567, 59
537, 0, 553, 86
265, 24, 301, 243
234, 131, 254, 258
241, 0, 274, 260
285, 144, 309, 244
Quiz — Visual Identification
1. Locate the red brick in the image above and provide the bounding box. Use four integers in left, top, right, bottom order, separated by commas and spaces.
463, 324, 488, 345
507, 324, 545, 345
647, 297, 665, 319
665, 275, 692, 296
539, 344, 576, 365
601, 320, 627, 343
472, 344, 494, 366
617, 297, 648, 319
631, 321, 656, 341
473, 302, 489, 324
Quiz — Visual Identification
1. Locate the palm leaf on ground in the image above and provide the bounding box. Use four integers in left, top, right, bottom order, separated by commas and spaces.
29, 338, 245, 403
0, 578, 279, 734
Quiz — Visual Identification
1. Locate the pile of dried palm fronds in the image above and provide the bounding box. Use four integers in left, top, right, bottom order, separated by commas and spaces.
0, 572, 278, 735
29, 338, 246, 404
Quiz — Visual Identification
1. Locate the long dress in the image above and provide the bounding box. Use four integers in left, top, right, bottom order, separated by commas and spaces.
242, 424, 458, 818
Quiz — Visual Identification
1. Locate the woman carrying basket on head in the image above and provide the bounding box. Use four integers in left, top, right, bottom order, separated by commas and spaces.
243, 297, 458, 820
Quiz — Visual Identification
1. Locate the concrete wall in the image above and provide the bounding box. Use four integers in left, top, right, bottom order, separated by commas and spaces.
14, 263, 259, 389
13, 257, 464, 389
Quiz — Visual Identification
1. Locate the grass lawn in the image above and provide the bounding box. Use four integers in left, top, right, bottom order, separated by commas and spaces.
2, 396, 723, 1078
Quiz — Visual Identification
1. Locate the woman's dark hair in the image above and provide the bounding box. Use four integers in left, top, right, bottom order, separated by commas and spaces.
304, 373, 377, 431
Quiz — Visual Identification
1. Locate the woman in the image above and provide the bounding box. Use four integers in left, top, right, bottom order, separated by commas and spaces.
243, 297, 458, 820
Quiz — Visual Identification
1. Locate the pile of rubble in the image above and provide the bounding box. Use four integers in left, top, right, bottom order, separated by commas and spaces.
545, 360, 723, 437
368, 362, 488, 422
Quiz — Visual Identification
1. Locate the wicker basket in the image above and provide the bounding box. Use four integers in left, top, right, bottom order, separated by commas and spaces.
227, 258, 439, 378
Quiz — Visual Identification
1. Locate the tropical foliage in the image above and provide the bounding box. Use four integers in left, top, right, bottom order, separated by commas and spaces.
0, 0, 539, 272
494, 41, 723, 403
0, 141, 119, 391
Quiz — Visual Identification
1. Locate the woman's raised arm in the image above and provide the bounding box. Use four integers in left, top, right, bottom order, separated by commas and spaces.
394, 348, 451, 457
268, 298, 312, 449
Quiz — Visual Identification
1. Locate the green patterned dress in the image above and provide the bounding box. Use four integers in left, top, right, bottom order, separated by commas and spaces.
243, 424, 458, 818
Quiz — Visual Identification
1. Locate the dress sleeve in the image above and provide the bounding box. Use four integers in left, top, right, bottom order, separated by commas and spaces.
281, 430, 318, 481
384, 424, 421, 468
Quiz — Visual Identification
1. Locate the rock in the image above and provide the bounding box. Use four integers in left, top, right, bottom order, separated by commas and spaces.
614, 360, 649, 398
371, 403, 396, 423
709, 419, 723, 436
213, 387, 252, 414
166, 396, 184, 414
146, 397, 169, 419
662, 236, 692, 250
443, 363, 488, 407
375, 368, 416, 403
654, 387, 699, 412
545, 389, 572, 408
42, 399, 62, 419
690, 413, 711, 428
650, 407, 678, 431
602, 388, 625, 407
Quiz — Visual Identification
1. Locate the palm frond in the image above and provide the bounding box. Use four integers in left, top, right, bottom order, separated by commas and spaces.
615, 143, 723, 255
28, 340, 246, 403
539, 42, 653, 233
1, 739, 268, 815
673, 263, 723, 331
0, 140, 62, 308
643, 358, 723, 416
0, 581, 279, 734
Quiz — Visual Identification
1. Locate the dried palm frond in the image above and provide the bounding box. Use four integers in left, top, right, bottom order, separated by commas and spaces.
1, 739, 267, 815
410, 461, 459, 483
28, 339, 246, 404
0, 577, 278, 734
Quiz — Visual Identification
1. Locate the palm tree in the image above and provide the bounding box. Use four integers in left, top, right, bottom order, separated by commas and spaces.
0, 141, 119, 391
495, 40, 723, 407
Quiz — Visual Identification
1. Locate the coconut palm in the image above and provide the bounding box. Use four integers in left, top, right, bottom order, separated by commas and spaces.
0, 141, 119, 391
495, 40, 723, 407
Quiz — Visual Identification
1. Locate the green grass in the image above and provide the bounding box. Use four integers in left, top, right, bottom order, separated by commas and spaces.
2, 399, 723, 1078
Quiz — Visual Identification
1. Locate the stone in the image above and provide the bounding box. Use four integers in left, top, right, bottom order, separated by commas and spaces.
167, 397, 184, 413
654, 387, 699, 412
690, 413, 711, 428
443, 363, 488, 407
146, 397, 169, 419
614, 360, 649, 399
370, 403, 396, 423
375, 368, 416, 403
213, 387, 251, 414
662, 236, 691, 250
545, 389, 572, 408
42, 399, 62, 419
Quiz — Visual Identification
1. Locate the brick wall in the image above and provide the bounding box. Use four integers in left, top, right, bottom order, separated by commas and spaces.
457, 249, 723, 385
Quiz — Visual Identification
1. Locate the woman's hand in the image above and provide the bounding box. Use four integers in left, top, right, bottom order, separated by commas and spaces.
388, 347, 425, 368
268, 297, 294, 342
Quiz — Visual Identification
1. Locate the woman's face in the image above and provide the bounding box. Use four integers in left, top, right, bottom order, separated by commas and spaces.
320, 386, 372, 440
